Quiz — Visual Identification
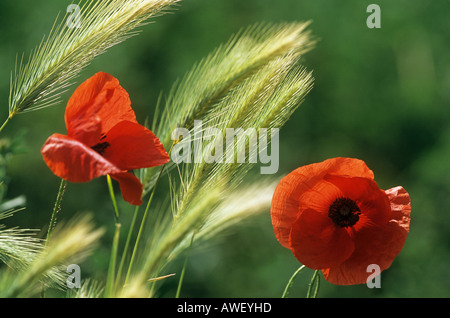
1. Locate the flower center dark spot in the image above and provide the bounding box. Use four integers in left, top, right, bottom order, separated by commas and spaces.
91, 141, 110, 155
328, 197, 361, 228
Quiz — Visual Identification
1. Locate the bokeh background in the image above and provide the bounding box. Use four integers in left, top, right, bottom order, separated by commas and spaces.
0, 0, 449, 297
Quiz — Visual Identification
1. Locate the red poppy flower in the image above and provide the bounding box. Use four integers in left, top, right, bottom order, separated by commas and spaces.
271, 157, 411, 285
41, 72, 170, 206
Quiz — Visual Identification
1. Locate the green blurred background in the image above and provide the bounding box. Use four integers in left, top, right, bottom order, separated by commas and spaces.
0, 0, 449, 297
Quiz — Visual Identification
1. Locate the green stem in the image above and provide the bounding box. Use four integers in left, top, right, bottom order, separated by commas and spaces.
306, 270, 320, 298
312, 272, 320, 297
107, 175, 120, 222
115, 205, 140, 291
0, 115, 11, 134
45, 179, 67, 245
175, 232, 195, 298
105, 222, 121, 297
41, 178, 67, 297
281, 265, 306, 298
124, 164, 166, 286
104, 175, 121, 297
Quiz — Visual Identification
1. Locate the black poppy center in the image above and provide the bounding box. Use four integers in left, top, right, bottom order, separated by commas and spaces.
91, 141, 110, 156
328, 197, 361, 228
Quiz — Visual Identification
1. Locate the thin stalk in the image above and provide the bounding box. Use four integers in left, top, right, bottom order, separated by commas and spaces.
45, 178, 67, 245
0, 115, 11, 134
312, 271, 320, 298
104, 175, 121, 297
124, 164, 166, 286
105, 222, 121, 298
306, 270, 320, 298
107, 175, 120, 222
41, 178, 67, 297
148, 263, 165, 297
115, 205, 140, 291
281, 265, 306, 298
175, 232, 195, 298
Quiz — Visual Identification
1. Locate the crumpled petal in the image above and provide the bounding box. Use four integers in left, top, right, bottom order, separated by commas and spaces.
111, 172, 144, 206
65, 72, 137, 146
289, 209, 355, 269
41, 133, 122, 182
103, 120, 170, 171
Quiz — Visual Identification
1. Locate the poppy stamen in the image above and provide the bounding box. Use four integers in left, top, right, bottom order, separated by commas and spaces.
91, 141, 110, 155
328, 197, 361, 228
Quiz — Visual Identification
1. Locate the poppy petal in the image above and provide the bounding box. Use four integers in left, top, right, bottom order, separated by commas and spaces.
102, 121, 170, 171
385, 186, 412, 226
111, 172, 144, 206
322, 222, 409, 285
289, 209, 355, 269
41, 133, 122, 182
322, 186, 411, 285
271, 157, 374, 248
65, 72, 137, 146
324, 175, 391, 228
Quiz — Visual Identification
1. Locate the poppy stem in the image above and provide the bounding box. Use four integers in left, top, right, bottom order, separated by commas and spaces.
106, 175, 120, 222
281, 265, 306, 298
115, 204, 140, 292
105, 222, 121, 298
105, 175, 121, 297
124, 163, 166, 287
306, 270, 320, 298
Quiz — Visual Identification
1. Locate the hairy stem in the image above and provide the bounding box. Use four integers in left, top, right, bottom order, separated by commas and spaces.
105, 222, 121, 298
115, 205, 140, 291
306, 270, 320, 298
105, 175, 121, 297
45, 178, 67, 245
281, 265, 306, 298
124, 163, 166, 286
